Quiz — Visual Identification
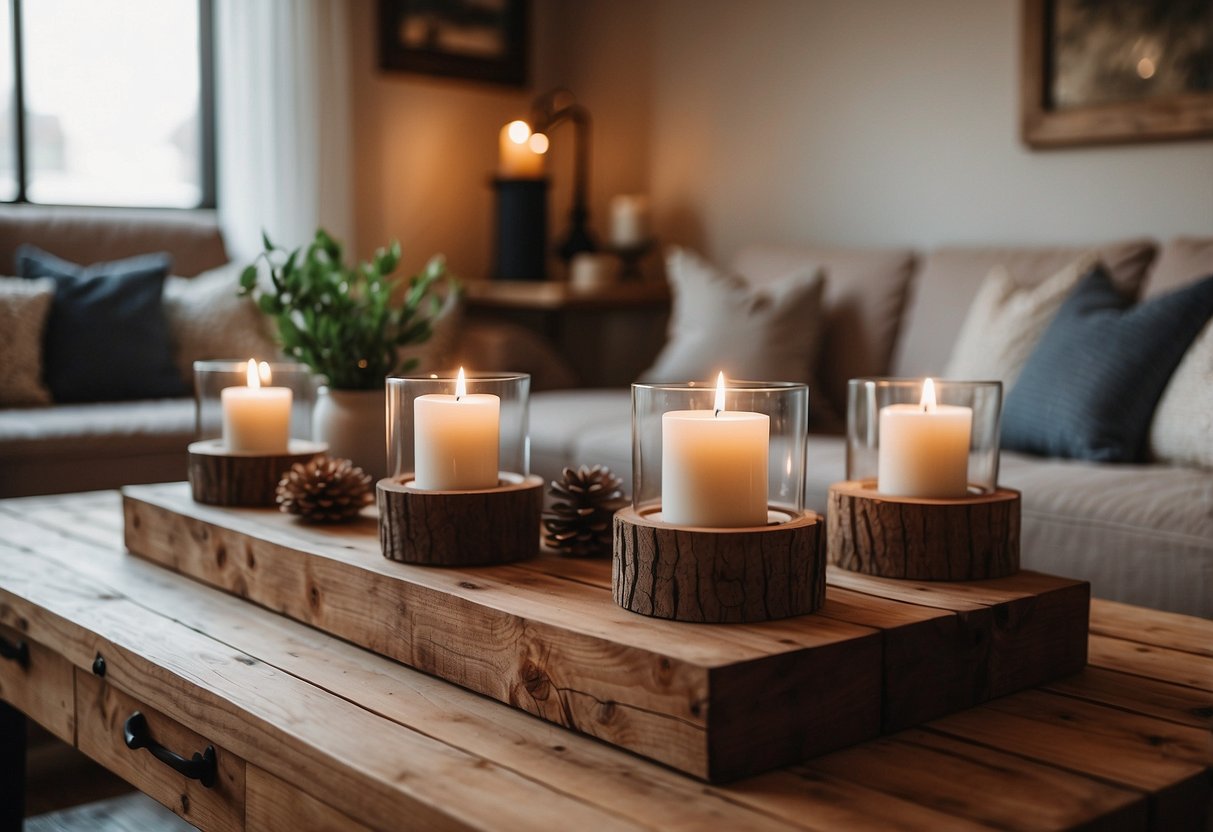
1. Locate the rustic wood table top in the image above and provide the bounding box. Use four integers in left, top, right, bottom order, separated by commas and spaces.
0, 490, 1210, 831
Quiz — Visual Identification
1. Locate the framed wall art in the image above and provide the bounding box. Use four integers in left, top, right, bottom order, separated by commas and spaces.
379, 0, 528, 87
1021, 0, 1213, 147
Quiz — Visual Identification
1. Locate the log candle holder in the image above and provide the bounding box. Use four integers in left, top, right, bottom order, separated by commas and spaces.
378, 473, 544, 566
612, 506, 826, 623
827, 479, 1020, 581
188, 439, 327, 508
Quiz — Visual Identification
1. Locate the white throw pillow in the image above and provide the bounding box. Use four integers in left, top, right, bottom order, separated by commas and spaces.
1150, 320, 1213, 468
944, 254, 1096, 390
0, 277, 55, 406
163, 263, 282, 386
641, 247, 825, 387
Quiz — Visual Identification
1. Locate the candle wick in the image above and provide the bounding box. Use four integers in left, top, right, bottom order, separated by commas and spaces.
714, 407, 721, 418
456, 394, 463, 403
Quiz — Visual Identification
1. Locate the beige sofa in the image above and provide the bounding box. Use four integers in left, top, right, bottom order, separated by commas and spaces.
0, 207, 229, 497
530, 239, 1213, 618
0, 207, 569, 499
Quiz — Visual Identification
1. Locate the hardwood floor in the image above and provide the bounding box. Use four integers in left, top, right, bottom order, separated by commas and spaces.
26, 793, 192, 832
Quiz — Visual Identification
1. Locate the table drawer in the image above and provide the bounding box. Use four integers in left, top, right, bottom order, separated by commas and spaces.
246, 766, 373, 832
76, 668, 245, 832
0, 623, 73, 743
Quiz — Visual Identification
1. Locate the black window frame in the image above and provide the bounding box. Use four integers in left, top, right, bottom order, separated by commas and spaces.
3, 0, 216, 210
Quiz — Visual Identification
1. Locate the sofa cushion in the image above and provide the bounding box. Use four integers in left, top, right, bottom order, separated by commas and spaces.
1002, 267, 1213, 462
733, 245, 916, 422
164, 263, 282, 385
0, 277, 55, 406
642, 247, 826, 388
944, 254, 1094, 391
530, 389, 632, 486
18, 246, 187, 403
0, 205, 228, 278
892, 240, 1156, 376
1143, 236, 1213, 298
0, 397, 195, 460
1151, 322, 1213, 470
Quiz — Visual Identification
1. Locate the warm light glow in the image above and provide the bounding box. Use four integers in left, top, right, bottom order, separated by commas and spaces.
245, 358, 260, 389
455, 367, 467, 400
714, 371, 726, 415
258, 361, 272, 385
921, 377, 937, 412
528, 132, 549, 154
506, 120, 531, 145
1136, 57, 1156, 79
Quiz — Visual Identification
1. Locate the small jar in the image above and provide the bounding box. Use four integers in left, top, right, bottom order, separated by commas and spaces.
631, 379, 809, 526
846, 378, 1002, 497
386, 371, 531, 490
193, 359, 316, 452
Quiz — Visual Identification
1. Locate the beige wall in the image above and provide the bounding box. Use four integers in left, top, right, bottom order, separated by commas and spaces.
649, 0, 1213, 263
349, 0, 654, 280
352, 0, 1212, 277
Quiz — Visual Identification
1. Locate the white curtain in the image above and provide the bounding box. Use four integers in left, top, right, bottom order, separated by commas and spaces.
214, 0, 353, 261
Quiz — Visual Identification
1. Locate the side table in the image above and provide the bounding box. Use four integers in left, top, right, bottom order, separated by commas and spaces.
463, 280, 670, 387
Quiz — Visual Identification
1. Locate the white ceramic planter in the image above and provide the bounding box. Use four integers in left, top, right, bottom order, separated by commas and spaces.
312, 386, 387, 480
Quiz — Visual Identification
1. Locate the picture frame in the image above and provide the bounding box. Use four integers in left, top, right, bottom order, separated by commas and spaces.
1021, 0, 1213, 148
378, 0, 528, 87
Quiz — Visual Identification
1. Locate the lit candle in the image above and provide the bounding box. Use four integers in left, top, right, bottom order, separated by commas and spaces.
662, 372, 769, 527
498, 119, 546, 179
877, 378, 972, 498
221, 360, 292, 453
609, 194, 650, 248
413, 368, 501, 490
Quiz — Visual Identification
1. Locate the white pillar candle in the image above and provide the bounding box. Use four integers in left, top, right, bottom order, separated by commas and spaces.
413, 368, 501, 490
877, 378, 972, 498
498, 120, 546, 178
609, 194, 650, 248
662, 373, 769, 527
221, 360, 292, 453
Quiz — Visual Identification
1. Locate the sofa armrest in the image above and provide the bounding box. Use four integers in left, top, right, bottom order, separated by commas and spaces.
451, 322, 578, 391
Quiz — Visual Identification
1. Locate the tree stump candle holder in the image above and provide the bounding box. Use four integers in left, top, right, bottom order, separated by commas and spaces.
188, 439, 327, 508
378, 474, 544, 566
827, 479, 1021, 581
612, 506, 826, 623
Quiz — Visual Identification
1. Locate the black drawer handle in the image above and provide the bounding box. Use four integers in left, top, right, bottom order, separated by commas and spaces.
123, 711, 217, 788
0, 635, 29, 669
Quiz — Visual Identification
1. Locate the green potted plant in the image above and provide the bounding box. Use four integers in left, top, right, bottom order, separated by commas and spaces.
241, 228, 455, 477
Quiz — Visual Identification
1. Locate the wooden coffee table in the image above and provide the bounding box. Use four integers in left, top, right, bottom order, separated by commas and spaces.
0, 490, 1209, 831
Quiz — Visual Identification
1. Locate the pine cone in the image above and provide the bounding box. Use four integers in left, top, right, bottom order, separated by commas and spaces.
276, 454, 373, 523
543, 465, 627, 558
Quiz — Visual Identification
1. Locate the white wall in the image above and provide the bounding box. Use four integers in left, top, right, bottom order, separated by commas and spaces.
649, 0, 1213, 263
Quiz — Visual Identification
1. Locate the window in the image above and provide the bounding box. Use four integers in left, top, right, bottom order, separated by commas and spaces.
0, 0, 214, 209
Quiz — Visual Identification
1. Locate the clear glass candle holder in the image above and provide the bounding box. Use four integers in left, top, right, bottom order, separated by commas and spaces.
386, 372, 531, 489
193, 360, 317, 448
631, 380, 808, 526
846, 377, 1003, 497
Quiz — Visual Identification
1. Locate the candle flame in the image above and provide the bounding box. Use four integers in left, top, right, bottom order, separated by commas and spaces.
259, 361, 272, 386
714, 371, 726, 416
245, 358, 260, 389
921, 377, 937, 412
455, 367, 467, 401
506, 120, 531, 145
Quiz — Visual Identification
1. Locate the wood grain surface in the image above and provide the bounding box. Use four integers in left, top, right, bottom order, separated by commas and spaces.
0, 489, 1208, 830
827, 481, 1020, 580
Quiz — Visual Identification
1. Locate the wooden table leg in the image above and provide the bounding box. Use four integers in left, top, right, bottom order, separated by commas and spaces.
0, 702, 25, 832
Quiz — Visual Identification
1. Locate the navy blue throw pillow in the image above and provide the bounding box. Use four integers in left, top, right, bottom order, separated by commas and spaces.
17, 245, 186, 403
1002, 265, 1213, 462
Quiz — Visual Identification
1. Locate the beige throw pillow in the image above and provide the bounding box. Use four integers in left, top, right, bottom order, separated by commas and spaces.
1149, 318, 1213, 468
0, 277, 55, 406
163, 263, 282, 386
944, 254, 1096, 390
641, 247, 825, 388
